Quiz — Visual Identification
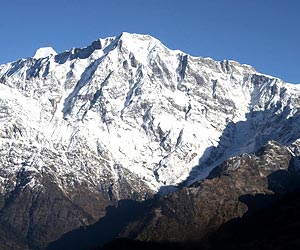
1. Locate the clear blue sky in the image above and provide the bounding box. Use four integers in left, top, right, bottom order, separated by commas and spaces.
1, 0, 299, 83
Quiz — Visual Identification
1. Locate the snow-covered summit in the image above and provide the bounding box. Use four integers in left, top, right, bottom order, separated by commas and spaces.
33, 47, 57, 59
0, 32, 300, 200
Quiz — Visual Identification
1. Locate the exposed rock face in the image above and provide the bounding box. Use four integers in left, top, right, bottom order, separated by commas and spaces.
120, 141, 300, 242
0, 32, 300, 249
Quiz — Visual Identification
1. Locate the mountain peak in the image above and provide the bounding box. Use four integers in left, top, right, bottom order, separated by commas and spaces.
33, 47, 57, 59
120, 32, 163, 48
119, 32, 156, 40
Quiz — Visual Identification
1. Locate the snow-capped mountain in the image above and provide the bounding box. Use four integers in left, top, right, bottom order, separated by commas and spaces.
0, 32, 300, 249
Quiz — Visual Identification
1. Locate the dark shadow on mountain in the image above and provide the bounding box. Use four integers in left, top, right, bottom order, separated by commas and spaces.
97, 238, 188, 250
268, 170, 297, 194
185, 105, 300, 185
239, 194, 276, 217
47, 198, 157, 250
158, 185, 178, 195
55, 40, 103, 64
206, 166, 300, 250
268, 156, 300, 195
239, 156, 300, 217
238, 167, 300, 218
209, 194, 300, 249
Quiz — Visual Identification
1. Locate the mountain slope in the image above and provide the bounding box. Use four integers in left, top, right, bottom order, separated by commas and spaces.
0, 32, 300, 248
113, 141, 300, 246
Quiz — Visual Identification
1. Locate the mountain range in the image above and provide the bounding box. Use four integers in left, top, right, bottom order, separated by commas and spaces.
0, 32, 299, 249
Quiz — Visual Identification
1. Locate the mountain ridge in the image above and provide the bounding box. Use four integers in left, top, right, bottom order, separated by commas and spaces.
1, 32, 300, 191
0, 32, 300, 249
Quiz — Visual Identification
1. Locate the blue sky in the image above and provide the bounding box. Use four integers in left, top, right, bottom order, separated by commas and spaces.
1, 0, 299, 83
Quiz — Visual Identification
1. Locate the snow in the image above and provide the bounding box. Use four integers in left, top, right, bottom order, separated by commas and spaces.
33, 47, 57, 59
1, 32, 300, 196
119, 32, 161, 64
